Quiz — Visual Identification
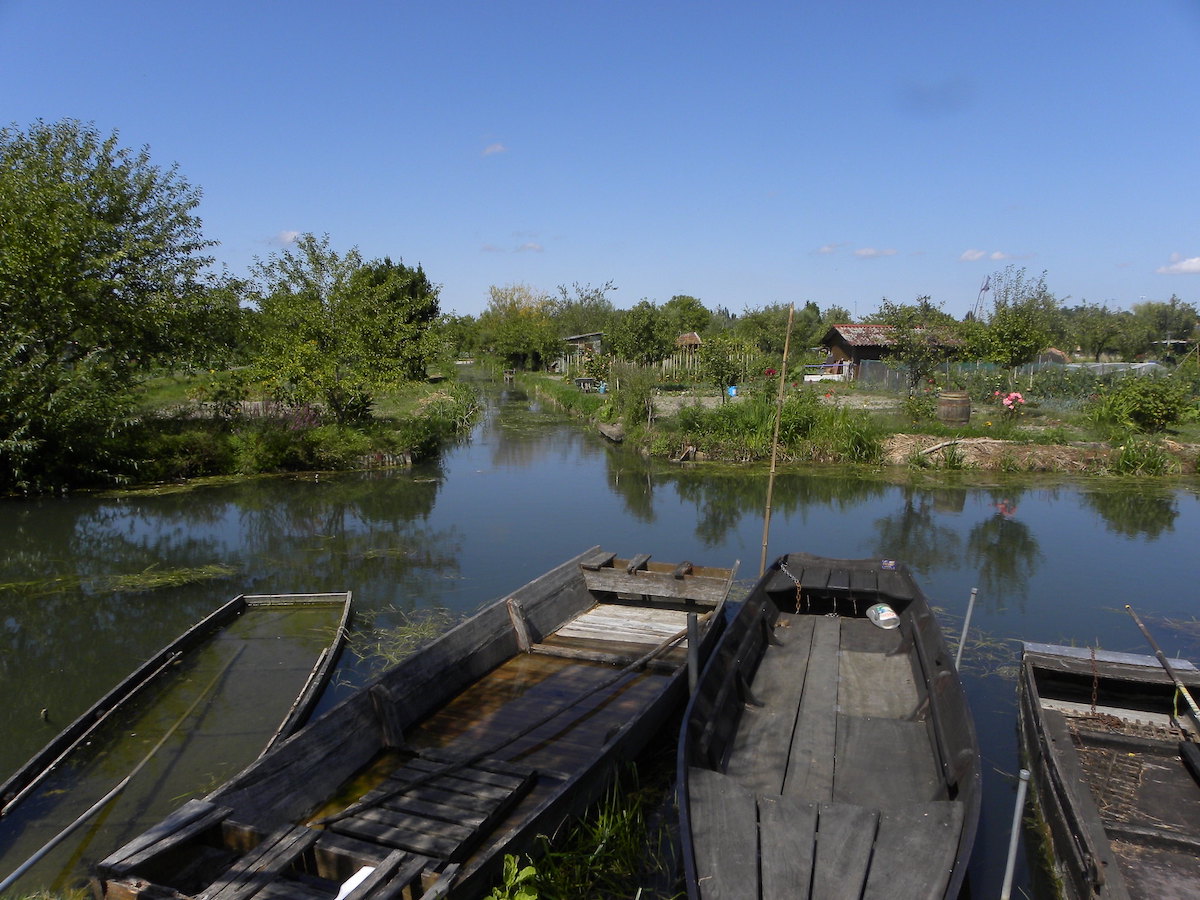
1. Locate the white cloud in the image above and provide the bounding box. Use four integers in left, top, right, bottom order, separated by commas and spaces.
482, 142, 507, 156
854, 247, 897, 259
516, 242, 543, 253
481, 243, 504, 253
1156, 253, 1200, 275
814, 242, 845, 255
959, 249, 987, 261
273, 230, 300, 245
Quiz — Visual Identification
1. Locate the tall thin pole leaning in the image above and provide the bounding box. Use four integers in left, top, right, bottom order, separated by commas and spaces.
760, 303, 795, 576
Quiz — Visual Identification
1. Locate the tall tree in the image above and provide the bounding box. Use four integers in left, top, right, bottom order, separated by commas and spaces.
478, 283, 560, 369
253, 234, 440, 423
549, 281, 617, 338
609, 300, 675, 365
0, 119, 217, 490
982, 267, 1061, 371
662, 294, 711, 337
875, 297, 960, 394
1063, 301, 1126, 361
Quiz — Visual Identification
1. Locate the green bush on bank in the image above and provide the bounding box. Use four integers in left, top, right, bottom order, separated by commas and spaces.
666, 389, 883, 464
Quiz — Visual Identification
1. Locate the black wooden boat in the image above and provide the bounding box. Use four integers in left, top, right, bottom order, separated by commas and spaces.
1018, 641, 1200, 899
93, 548, 736, 900
0, 592, 352, 894
678, 552, 980, 900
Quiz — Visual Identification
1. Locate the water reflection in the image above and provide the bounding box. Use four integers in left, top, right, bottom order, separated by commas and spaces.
872, 489, 964, 576
965, 490, 1042, 608
1081, 485, 1179, 539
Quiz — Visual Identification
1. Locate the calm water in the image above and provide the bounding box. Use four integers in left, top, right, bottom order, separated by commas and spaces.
2, 373, 1198, 895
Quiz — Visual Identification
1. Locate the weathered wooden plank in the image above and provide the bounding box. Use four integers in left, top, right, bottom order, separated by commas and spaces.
401, 757, 534, 797
782, 617, 840, 802
578, 549, 617, 570
724, 615, 815, 795
342, 849, 429, 900
812, 803, 878, 900
833, 716, 944, 807
687, 767, 759, 900
204, 824, 319, 900
581, 568, 729, 604
837, 645, 920, 719
625, 553, 652, 573
99, 799, 232, 874
530, 641, 680, 672
332, 808, 469, 859
758, 793, 818, 899
861, 803, 964, 900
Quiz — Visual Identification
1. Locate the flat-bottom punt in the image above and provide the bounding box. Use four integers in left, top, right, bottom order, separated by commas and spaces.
0, 592, 352, 894
1018, 642, 1200, 900
678, 552, 980, 900
94, 548, 735, 900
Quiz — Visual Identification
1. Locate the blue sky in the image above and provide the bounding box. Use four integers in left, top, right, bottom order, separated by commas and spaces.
3, 0, 1198, 319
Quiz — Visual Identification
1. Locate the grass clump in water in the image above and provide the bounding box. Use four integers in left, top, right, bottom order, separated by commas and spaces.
349, 605, 459, 675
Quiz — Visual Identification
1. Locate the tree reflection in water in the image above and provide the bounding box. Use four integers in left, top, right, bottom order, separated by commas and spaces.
872, 488, 964, 576
1081, 486, 1179, 539
966, 489, 1042, 607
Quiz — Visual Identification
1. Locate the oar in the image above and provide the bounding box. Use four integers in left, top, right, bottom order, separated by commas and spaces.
1124, 605, 1200, 786
0, 647, 244, 892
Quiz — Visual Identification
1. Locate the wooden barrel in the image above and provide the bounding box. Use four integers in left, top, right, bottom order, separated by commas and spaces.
937, 391, 971, 425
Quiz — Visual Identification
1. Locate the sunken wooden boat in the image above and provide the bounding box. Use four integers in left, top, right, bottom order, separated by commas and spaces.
0, 592, 352, 894
678, 552, 980, 900
1018, 641, 1200, 899
93, 548, 736, 900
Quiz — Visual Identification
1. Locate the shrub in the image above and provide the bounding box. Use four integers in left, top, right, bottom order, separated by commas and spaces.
1088, 376, 1195, 433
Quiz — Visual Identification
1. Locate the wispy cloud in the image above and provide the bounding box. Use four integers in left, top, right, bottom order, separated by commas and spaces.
1156, 253, 1200, 275
516, 242, 543, 253
960, 248, 1029, 262
481, 243, 504, 253
854, 247, 897, 259
271, 230, 300, 245
814, 242, 846, 255
482, 142, 507, 156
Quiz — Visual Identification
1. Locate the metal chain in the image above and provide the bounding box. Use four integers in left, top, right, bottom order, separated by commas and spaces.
779, 560, 803, 614
1090, 646, 1099, 714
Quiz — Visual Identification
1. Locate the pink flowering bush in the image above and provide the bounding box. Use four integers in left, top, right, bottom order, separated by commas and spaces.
994, 390, 1026, 419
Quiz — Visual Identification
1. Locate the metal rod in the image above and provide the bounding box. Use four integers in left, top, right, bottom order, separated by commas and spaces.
0, 648, 243, 892
999, 768, 1030, 900
1125, 604, 1200, 731
760, 303, 795, 577
954, 587, 978, 671
687, 612, 699, 695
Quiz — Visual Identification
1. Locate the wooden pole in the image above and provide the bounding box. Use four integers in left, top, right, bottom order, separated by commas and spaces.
1125, 604, 1200, 732
760, 304, 795, 576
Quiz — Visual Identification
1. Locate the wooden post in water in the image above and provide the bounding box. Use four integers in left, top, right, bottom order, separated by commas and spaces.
760, 303, 795, 577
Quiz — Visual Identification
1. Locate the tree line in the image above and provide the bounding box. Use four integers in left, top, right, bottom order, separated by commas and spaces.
3, 119, 1196, 491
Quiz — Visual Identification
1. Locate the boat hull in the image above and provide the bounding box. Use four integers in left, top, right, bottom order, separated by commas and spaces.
678, 552, 980, 900
93, 548, 736, 900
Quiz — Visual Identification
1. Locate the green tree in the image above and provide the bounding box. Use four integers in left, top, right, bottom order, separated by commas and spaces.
733, 303, 794, 354
0, 119, 218, 490
478, 283, 560, 369
253, 234, 440, 424
549, 281, 618, 338
699, 334, 752, 398
1062, 301, 1126, 362
609, 300, 674, 365
875, 297, 960, 394
662, 294, 712, 337
982, 267, 1061, 372
1124, 295, 1199, 360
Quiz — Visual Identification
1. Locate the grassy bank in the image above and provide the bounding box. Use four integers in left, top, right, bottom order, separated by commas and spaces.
522, 371, 1200, 476
124, 375, 482, 485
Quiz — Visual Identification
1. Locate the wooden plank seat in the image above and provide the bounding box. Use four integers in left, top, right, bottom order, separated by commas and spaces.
202, 824, 319, 899
328, 756, 536, 862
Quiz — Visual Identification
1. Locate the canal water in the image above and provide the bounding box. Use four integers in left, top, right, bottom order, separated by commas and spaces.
1, 373, 1198, 895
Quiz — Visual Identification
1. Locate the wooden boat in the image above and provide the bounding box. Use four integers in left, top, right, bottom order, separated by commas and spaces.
1018, 641, 1200, 899
678, 552, 980, 900
93, 548, 736, 900
0, 591, 353, 894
